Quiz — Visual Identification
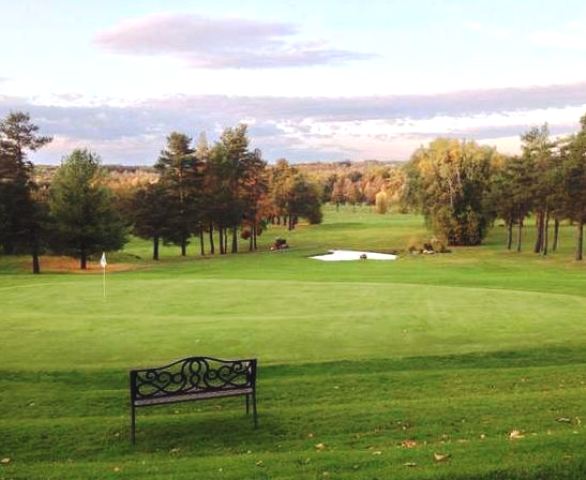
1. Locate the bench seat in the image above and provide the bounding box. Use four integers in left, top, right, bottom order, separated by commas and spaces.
129, 356, 257, 444
134, 387, 254, 406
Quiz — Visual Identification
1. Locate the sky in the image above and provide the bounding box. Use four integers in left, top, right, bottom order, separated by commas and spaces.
2, 0, 586, 165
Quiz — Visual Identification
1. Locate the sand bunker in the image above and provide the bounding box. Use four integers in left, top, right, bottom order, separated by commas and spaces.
311, 250, 397, 261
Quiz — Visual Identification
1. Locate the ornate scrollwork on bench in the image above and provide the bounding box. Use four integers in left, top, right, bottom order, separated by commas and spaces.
129, 356, 257, 444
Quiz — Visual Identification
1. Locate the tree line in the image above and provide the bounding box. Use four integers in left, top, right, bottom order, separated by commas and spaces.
129, 127, 322, 260
0, 113, 322, 272
6, 108, 586, 270
401, 114, 586, 260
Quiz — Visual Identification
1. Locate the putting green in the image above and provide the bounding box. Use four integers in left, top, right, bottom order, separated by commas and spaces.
2, 274, 586, 370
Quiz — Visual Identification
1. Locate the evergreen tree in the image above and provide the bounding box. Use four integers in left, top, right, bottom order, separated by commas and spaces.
155, 132, 202, 256
129, 182, 179, 260
559, 117, 586, 260
280, 172, 323, 229
490, 155, 534, 251
520, 125, 555, 255
49, 149, 127, 269
0, 112, 52, 272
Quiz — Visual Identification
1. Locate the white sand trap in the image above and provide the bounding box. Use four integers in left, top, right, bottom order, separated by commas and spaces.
311, 249, 397, 261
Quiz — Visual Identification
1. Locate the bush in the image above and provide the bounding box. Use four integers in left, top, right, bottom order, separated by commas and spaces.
374, 191, 388, 214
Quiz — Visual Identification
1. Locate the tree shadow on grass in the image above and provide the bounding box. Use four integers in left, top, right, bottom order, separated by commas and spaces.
262, 344, 586, 379
3, 344, 586, 388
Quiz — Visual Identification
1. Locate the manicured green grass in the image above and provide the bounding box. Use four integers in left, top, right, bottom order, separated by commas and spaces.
1, 205, 586, 479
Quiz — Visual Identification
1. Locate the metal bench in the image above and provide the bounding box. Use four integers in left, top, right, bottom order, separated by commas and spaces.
129, 356, 257, 444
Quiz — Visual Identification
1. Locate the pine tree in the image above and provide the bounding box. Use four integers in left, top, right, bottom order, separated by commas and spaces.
0, 112, 52, 272
155, 132, 202, 256
49, 150, 127, 269
129, 182, 179, 260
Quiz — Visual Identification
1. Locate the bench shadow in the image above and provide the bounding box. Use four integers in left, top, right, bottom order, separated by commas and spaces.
131, 410, 285, 452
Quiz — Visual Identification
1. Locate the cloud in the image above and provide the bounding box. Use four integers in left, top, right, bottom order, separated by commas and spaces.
463, 21, 511, 40
2, 81, 586, 164
95, 13, 372, 69
531, 24, 586, 50
142, 81, 586, 122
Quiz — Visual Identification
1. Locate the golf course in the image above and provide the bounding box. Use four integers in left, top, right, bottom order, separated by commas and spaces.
1, 205, 586, 479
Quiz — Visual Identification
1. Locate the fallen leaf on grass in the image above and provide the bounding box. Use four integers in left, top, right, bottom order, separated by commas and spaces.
401, 440, 417, 448
434, 453, 451, 462
256, 460, 264, 467
113, 466, 121, 472
556, 417, 572, 423
403, 462, 417, 467
509, 430, 525, 440
314, 443, 326, 450
372, 451, 382, 455
1, 458, 11, 465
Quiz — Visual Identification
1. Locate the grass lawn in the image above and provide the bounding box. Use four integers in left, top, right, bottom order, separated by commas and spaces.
1, 205, 586, 479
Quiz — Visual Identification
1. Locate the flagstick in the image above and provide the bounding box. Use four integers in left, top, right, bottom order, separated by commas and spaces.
100, 251, 107, 300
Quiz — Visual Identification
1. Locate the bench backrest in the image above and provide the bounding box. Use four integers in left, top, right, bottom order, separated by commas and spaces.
130, 356, 257, 403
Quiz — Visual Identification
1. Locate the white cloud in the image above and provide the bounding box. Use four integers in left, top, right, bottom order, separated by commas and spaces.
530, 20, 586, 50
95, 13, 373, 69
462, 21, 511, 40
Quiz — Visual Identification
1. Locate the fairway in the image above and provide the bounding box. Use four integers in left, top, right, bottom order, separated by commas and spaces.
2, 206, 586, 479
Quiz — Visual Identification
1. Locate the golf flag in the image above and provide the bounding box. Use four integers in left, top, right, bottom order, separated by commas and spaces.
100, 252, 107, 299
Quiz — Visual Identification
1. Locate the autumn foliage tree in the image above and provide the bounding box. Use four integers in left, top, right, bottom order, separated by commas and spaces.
403, 138, 498, 246
374, 190, 389, 214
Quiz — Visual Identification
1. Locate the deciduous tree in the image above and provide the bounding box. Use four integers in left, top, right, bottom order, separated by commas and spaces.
402, 138, 498, 246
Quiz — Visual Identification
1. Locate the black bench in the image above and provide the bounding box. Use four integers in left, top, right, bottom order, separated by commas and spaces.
129, 356, 257, 444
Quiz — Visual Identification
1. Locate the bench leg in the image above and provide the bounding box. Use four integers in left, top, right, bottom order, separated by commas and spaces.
245, 394, 250, 415
252, 391, 258, 429
130, 405, 136, 445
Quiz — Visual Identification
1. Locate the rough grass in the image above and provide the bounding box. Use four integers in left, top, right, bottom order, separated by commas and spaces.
1, 205, 586, 479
